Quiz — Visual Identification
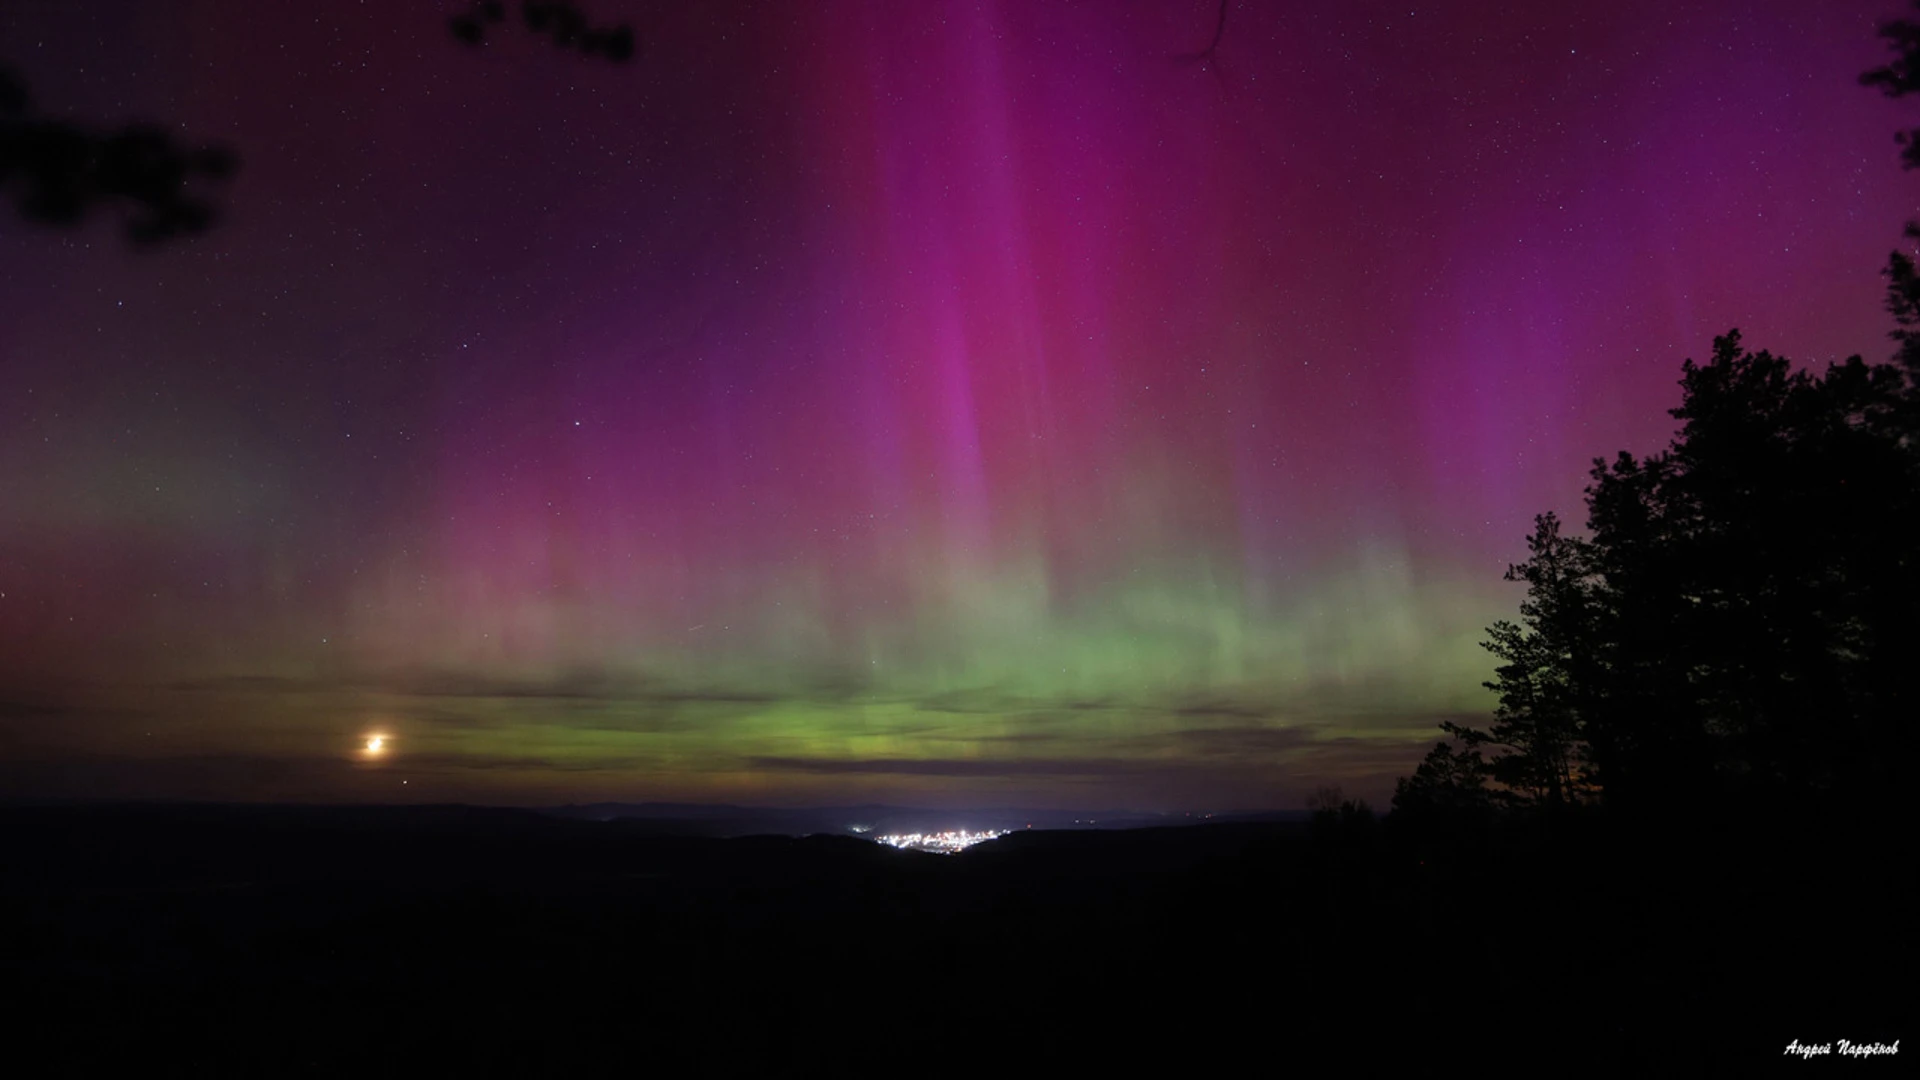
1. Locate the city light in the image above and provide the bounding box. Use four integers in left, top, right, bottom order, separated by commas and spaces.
871, 828, 1008, 853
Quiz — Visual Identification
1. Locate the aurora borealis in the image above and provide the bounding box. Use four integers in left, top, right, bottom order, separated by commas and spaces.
1, 0, 1913, 809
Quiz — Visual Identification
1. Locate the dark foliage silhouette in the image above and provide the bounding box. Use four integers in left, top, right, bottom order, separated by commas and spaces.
450, 0, 637, 63
3, 5, 638, 244
1375, 26, 1912, 1062
1408, 333, 1918, 819
1399, 13, 1920, 811
1391, 737, 1494, 820
1885, 222, 1920, 374
1863, 3, 1920, 375
1862, 0, 1920, 168
1175, 0, 1229, 67
1452, 512, 1596, 809
0, 65, 237, 246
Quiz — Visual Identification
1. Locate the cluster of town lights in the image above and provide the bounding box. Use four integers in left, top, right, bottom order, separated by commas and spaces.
872, 828, 1009, 853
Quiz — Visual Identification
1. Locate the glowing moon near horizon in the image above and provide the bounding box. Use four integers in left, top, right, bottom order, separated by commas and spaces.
362, 734, 388, 759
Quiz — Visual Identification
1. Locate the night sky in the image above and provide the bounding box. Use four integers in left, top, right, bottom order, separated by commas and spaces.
1, 0, 1911, 810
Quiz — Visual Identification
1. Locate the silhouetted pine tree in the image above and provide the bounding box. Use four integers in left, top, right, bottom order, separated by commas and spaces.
1411, 331, 1920, 821
1591, 334, 1916, 806
1457, 513, 1598, 809
1863, 2, 1920, 380
1391, 740, 1496, 821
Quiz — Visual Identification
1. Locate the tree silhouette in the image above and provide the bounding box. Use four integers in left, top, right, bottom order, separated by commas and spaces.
1399, 11, 1920, 820
1608, 334, 1912, 805
1413, 330, 1919, 820
1397, 516, 1599, 816
1175, 0, 1230, 68
0, 64, 237, 246
1390, 739, 1494, 820
1861, 0, 1920, 169
1448, 513, 1596, 809
449, 1, 637, 63
1862, 3, 1920, 377
1884, 223, 1920, 375
1389, 11, 1920, 823
2, 3, 638, 245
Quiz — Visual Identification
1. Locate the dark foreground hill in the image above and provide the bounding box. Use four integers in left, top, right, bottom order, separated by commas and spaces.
1, 803, 1905, 1074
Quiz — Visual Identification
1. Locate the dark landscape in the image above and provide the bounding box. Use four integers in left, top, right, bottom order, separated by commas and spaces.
2, 800, 1905, 1073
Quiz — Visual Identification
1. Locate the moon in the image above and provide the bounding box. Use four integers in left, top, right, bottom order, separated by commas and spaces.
366, 735, 385, 754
